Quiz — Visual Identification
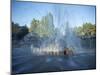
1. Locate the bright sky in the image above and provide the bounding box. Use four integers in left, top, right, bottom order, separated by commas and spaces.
12, 0, 96, 28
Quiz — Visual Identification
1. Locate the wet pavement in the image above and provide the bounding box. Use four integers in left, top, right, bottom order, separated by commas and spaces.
12, 48, 96, 74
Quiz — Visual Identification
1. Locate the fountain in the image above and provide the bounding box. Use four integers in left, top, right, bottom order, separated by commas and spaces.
30, 4, 84, 56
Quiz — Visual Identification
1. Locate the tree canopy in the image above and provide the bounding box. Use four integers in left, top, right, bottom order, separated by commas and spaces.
12, 22, 29, 40
74, 23, 96, 37
29, 13, 55, 37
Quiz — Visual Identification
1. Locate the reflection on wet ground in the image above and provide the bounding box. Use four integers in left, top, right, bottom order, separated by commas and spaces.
12, 48, 96, 74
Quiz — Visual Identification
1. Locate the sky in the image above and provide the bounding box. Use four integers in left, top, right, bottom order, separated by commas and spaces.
12, 0, 96, 28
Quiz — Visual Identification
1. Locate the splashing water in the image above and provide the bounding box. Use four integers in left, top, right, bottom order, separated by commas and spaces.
30, 4, 85, 55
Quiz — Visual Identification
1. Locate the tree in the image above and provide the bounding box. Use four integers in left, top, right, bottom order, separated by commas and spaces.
12, 22, 20, 34
39, 13, 55, 37
12, 22, 29, 40
29, 13, 55, 37
29, 19, 40, 32
73, 23, 96, 49
74, 23, 96, 37
17, 25, 29, 39
82, 23, 96, 36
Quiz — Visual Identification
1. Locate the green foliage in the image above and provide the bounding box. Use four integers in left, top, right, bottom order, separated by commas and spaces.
29, 19, 40, 32
12, 22, 20, 34
74, 23, 96, 37
29, 13, 55, 37
12, 22, 29, 40
17, 25, 29, 39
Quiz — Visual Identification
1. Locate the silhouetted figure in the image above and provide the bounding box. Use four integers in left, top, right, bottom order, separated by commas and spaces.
63, 48, 74, 56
